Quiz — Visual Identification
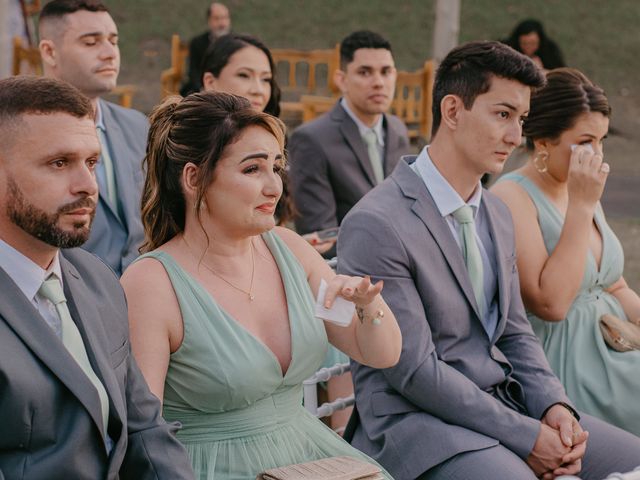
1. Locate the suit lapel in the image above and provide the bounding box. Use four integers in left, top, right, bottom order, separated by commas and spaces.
333, 103, 377, 187
98, 101, 126, 228
383, 115, 400, 176
394, 160, 482, 320
482, 197, 511, 341
0, 265, 109, 444
60, 254, 125, 438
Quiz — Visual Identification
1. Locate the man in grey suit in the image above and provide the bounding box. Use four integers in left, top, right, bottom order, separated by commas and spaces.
289, 30, 411, 257
0, 75, 194, 480
338, 41, 640, 479
39, 0, 147, 276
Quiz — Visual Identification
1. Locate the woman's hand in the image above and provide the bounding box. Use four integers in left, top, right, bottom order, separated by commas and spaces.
301, 232, 336, 255
323, 274, 383, 308
567, 145, 609, 208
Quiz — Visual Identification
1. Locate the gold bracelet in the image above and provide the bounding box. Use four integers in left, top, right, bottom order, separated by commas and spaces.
356, 303, 384, 326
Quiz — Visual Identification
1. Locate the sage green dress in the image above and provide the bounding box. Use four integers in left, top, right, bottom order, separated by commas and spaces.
499, 173, 640, 436
138, 230, 388, 480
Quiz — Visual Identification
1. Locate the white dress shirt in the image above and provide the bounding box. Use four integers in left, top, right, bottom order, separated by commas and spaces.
0, 238, 64, 337
411, 147, 500, 338
341, 97, 385, 162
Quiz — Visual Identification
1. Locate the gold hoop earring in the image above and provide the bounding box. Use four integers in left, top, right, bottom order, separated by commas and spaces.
533, 151, 549, 173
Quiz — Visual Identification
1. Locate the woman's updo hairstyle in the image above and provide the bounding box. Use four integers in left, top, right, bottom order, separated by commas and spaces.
141, 91, 285, 252
523, 68, 611, 150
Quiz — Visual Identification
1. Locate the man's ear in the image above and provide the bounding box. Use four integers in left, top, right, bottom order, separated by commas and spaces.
333, 69, 346, 94
440, 94, 463, 131
39, 40, 57, 68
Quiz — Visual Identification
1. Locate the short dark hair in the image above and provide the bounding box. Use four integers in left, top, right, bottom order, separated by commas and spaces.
431, 40, 545, 136
201, 33, 281, 117
340, 30, 392, 69
40, 0, 108, 20
0, 76, 93, 133
523, 68, 611, 149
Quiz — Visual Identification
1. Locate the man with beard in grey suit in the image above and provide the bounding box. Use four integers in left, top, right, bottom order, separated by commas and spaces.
0, 75, 194, 480
338, 41, 640, 480
39, 0, 147, 276
289, 30, 411, 258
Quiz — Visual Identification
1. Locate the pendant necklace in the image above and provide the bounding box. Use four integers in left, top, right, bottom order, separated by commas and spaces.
182, 235, 255, 301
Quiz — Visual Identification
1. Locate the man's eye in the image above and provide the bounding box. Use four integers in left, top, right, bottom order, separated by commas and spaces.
498, 111, 509, 119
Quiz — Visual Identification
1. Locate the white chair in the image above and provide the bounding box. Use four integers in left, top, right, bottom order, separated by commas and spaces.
303, 362, 355, 419
302, 256, 355, 434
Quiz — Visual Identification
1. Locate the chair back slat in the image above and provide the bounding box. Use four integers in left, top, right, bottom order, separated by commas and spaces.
12, 36, 42, 76
160, 34, 189, 98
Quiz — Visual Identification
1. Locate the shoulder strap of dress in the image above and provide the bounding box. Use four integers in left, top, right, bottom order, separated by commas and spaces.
496, 172, 556, 217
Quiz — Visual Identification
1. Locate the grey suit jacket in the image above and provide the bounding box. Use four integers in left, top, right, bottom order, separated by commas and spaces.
337, 157, 572, 480
289, 101, 411, 236
82, 99, 147, 276
0, 248, 194, 480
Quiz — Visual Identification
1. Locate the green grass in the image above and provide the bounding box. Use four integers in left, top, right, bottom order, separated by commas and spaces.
107, 0, 639, 112
100, 0, 640, 287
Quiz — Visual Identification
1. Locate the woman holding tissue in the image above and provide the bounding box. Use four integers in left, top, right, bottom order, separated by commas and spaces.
492, 68, 640, 435
120, 91, 400, 479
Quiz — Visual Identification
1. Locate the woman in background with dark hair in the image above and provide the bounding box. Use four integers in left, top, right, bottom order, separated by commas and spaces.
202, 33, 281, 117
492, 68, 640, 436
201, 33, 302, 228
503, 19, 565, 70
121, 91, 399, 479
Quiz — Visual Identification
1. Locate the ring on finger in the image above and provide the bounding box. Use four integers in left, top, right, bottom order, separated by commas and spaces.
599, 163, 610, 173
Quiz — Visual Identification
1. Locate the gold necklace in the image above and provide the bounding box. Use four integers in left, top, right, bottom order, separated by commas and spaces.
182, 236, 256, 301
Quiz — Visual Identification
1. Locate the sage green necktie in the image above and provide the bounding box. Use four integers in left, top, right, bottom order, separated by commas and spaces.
362, 129, 384, 185
38, 275, 110, 435
95, 126, 118, 207
453, 205, 484, 316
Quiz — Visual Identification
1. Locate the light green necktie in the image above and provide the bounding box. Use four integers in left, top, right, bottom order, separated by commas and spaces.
362, 129, 384, 185
38, 275, 110, 435
453, 205, 485, 316
96, 127, 118, 207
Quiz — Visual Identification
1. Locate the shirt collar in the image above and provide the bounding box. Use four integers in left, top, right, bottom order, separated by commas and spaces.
0, 238, 63, 302
340, 97, 385, 146
413, 146, 483, 218
95, 99, 105, 132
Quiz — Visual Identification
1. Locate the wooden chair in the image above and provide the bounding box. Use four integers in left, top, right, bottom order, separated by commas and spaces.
12, 36, 42, 75
299, 60, 435, 142
272, 45, 340, 116
392, 60, 434, 141
301, 94, 335, 123
160, 34, 189, 98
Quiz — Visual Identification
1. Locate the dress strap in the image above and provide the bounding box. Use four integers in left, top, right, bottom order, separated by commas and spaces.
496, 172, 561, 223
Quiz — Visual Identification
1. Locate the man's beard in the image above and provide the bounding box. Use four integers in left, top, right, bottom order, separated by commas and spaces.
6, 178, 96, 248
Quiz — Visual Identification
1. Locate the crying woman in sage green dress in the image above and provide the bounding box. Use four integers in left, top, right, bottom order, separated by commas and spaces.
120, 91, 401, 480
492, 68, 640, 436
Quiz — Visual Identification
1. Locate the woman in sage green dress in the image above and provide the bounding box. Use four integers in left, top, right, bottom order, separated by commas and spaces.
492, 68, 640, 436
121, 91, 401, 479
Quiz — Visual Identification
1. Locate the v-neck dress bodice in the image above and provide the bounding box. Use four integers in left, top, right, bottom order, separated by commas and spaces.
138, 230, 388, 479
498, 173, 640, 436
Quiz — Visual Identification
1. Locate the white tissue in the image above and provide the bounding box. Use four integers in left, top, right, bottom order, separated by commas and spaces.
314, 279, 354, 327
